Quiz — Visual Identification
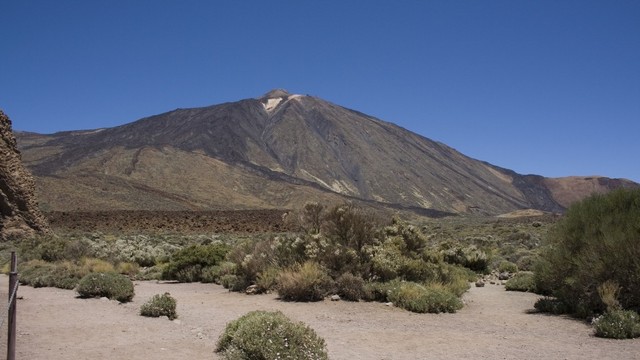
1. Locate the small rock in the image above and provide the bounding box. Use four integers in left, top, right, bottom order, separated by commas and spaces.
245, 285, 259, 295
330, 294, 341, 301
100, 297, 109, 301
385, 302, 394, 307
475, 281, 485, 287
498, 272, 511, 280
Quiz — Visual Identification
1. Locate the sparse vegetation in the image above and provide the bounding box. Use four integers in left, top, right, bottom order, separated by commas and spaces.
216, 310, 328, 360
140, 293, 178, 320
76, 272, 135, 302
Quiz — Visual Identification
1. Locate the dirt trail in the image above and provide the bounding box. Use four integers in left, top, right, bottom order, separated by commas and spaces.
1, 276, 639, 360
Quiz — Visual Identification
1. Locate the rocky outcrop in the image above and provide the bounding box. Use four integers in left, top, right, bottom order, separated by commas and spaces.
0, 110, 49, 240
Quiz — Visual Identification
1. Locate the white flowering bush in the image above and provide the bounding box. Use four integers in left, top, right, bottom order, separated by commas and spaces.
592, 310, 640, 339
88, 234, 182, 266
216, 310, 328, 359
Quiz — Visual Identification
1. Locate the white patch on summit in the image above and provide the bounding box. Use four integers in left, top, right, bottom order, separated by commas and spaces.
263, 98, 283, 112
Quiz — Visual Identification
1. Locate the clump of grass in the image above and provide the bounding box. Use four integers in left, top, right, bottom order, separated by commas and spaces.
80, 257, 115, 273
116, 262, 140, 277
140, 293, 177, 320
76, 272, 135, 303
216, 310, 328, 360
277, 262, 333, 302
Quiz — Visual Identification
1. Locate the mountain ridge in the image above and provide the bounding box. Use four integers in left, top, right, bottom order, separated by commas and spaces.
14, 90, 638, 215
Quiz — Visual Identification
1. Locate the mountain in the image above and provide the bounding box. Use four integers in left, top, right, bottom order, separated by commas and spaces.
0, 111, 49, 240
14, 90, 638, 215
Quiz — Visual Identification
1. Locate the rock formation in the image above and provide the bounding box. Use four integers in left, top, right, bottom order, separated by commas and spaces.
0, 110, 49, 240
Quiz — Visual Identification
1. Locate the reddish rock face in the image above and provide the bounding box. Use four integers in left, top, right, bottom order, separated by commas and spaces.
0, 110, 49, 240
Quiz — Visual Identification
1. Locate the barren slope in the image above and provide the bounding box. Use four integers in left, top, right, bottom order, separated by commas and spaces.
16, 90, 638, 215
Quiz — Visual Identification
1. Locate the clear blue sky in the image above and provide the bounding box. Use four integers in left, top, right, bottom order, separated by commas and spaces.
2, 1, 639, 182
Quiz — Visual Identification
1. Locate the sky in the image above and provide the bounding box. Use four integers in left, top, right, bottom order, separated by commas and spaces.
1, 1, 639, 182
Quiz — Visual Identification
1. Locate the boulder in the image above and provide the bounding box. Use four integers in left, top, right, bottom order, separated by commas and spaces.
0, 110, 49, 240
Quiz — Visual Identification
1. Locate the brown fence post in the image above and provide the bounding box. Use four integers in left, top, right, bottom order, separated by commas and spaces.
7, 251, 17, 360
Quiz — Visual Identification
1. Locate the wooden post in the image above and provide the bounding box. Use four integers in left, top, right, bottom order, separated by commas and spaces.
7, 251, 17, 360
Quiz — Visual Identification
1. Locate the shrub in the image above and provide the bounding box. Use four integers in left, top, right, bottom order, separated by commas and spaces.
442, 245, 489, 272
438, 263, 473, 297
140, 293, 177, 320
116, 262, 140, 277
534, 297, 569, 315
277, 262, 333, 302
80, 257, 115, 273
219, 274, 248, 292
19, 260, 84, 289
498, 260, 518, 273
362, 281, 398, 302
255, 266, 281, 293
598, 280, 621, 311
216, 310, 328, 360
387, 281, 463, 313
76, 272, 135, 302
335, 273, 366, 301
505, 272, 536, 292
534, 188, 640, 316
593, 310, 640, 339
161, 243, 229, 282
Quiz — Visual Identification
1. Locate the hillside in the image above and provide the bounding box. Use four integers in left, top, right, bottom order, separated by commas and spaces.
14, 90, 638, 215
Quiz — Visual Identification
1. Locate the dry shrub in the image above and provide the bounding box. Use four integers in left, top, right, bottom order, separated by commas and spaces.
277, 262, 333, 302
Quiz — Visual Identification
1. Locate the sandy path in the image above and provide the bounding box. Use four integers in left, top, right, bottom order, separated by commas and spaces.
1, 275, 639, 360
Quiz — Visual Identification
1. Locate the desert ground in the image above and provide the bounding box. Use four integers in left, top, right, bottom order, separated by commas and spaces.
1, 275, 639, 360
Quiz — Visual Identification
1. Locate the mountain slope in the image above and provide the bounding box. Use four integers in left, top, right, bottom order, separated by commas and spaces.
14, 90, 638, 215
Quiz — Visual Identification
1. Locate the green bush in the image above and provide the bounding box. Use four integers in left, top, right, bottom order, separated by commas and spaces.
362, 281, 398, 302
442, 245, 489, 272
335, 273, 366, 301
219, 274, 248, 292
535, 188, 640, 316
505, 272, 536, 292
593, 310, 640, 339
255, 266, 281, 293
277, 262, 333, 302
19, 260, 85, 289
498, 260, 518, 273
140, 293, 177, 320
161, 243, 229, 282
534, 297, 569, 315
76, 272, 135, 302
216, 310, 328, 359
387, 281, 463, 313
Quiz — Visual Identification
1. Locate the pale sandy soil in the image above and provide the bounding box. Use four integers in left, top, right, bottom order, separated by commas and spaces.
1, 275, 639, 360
